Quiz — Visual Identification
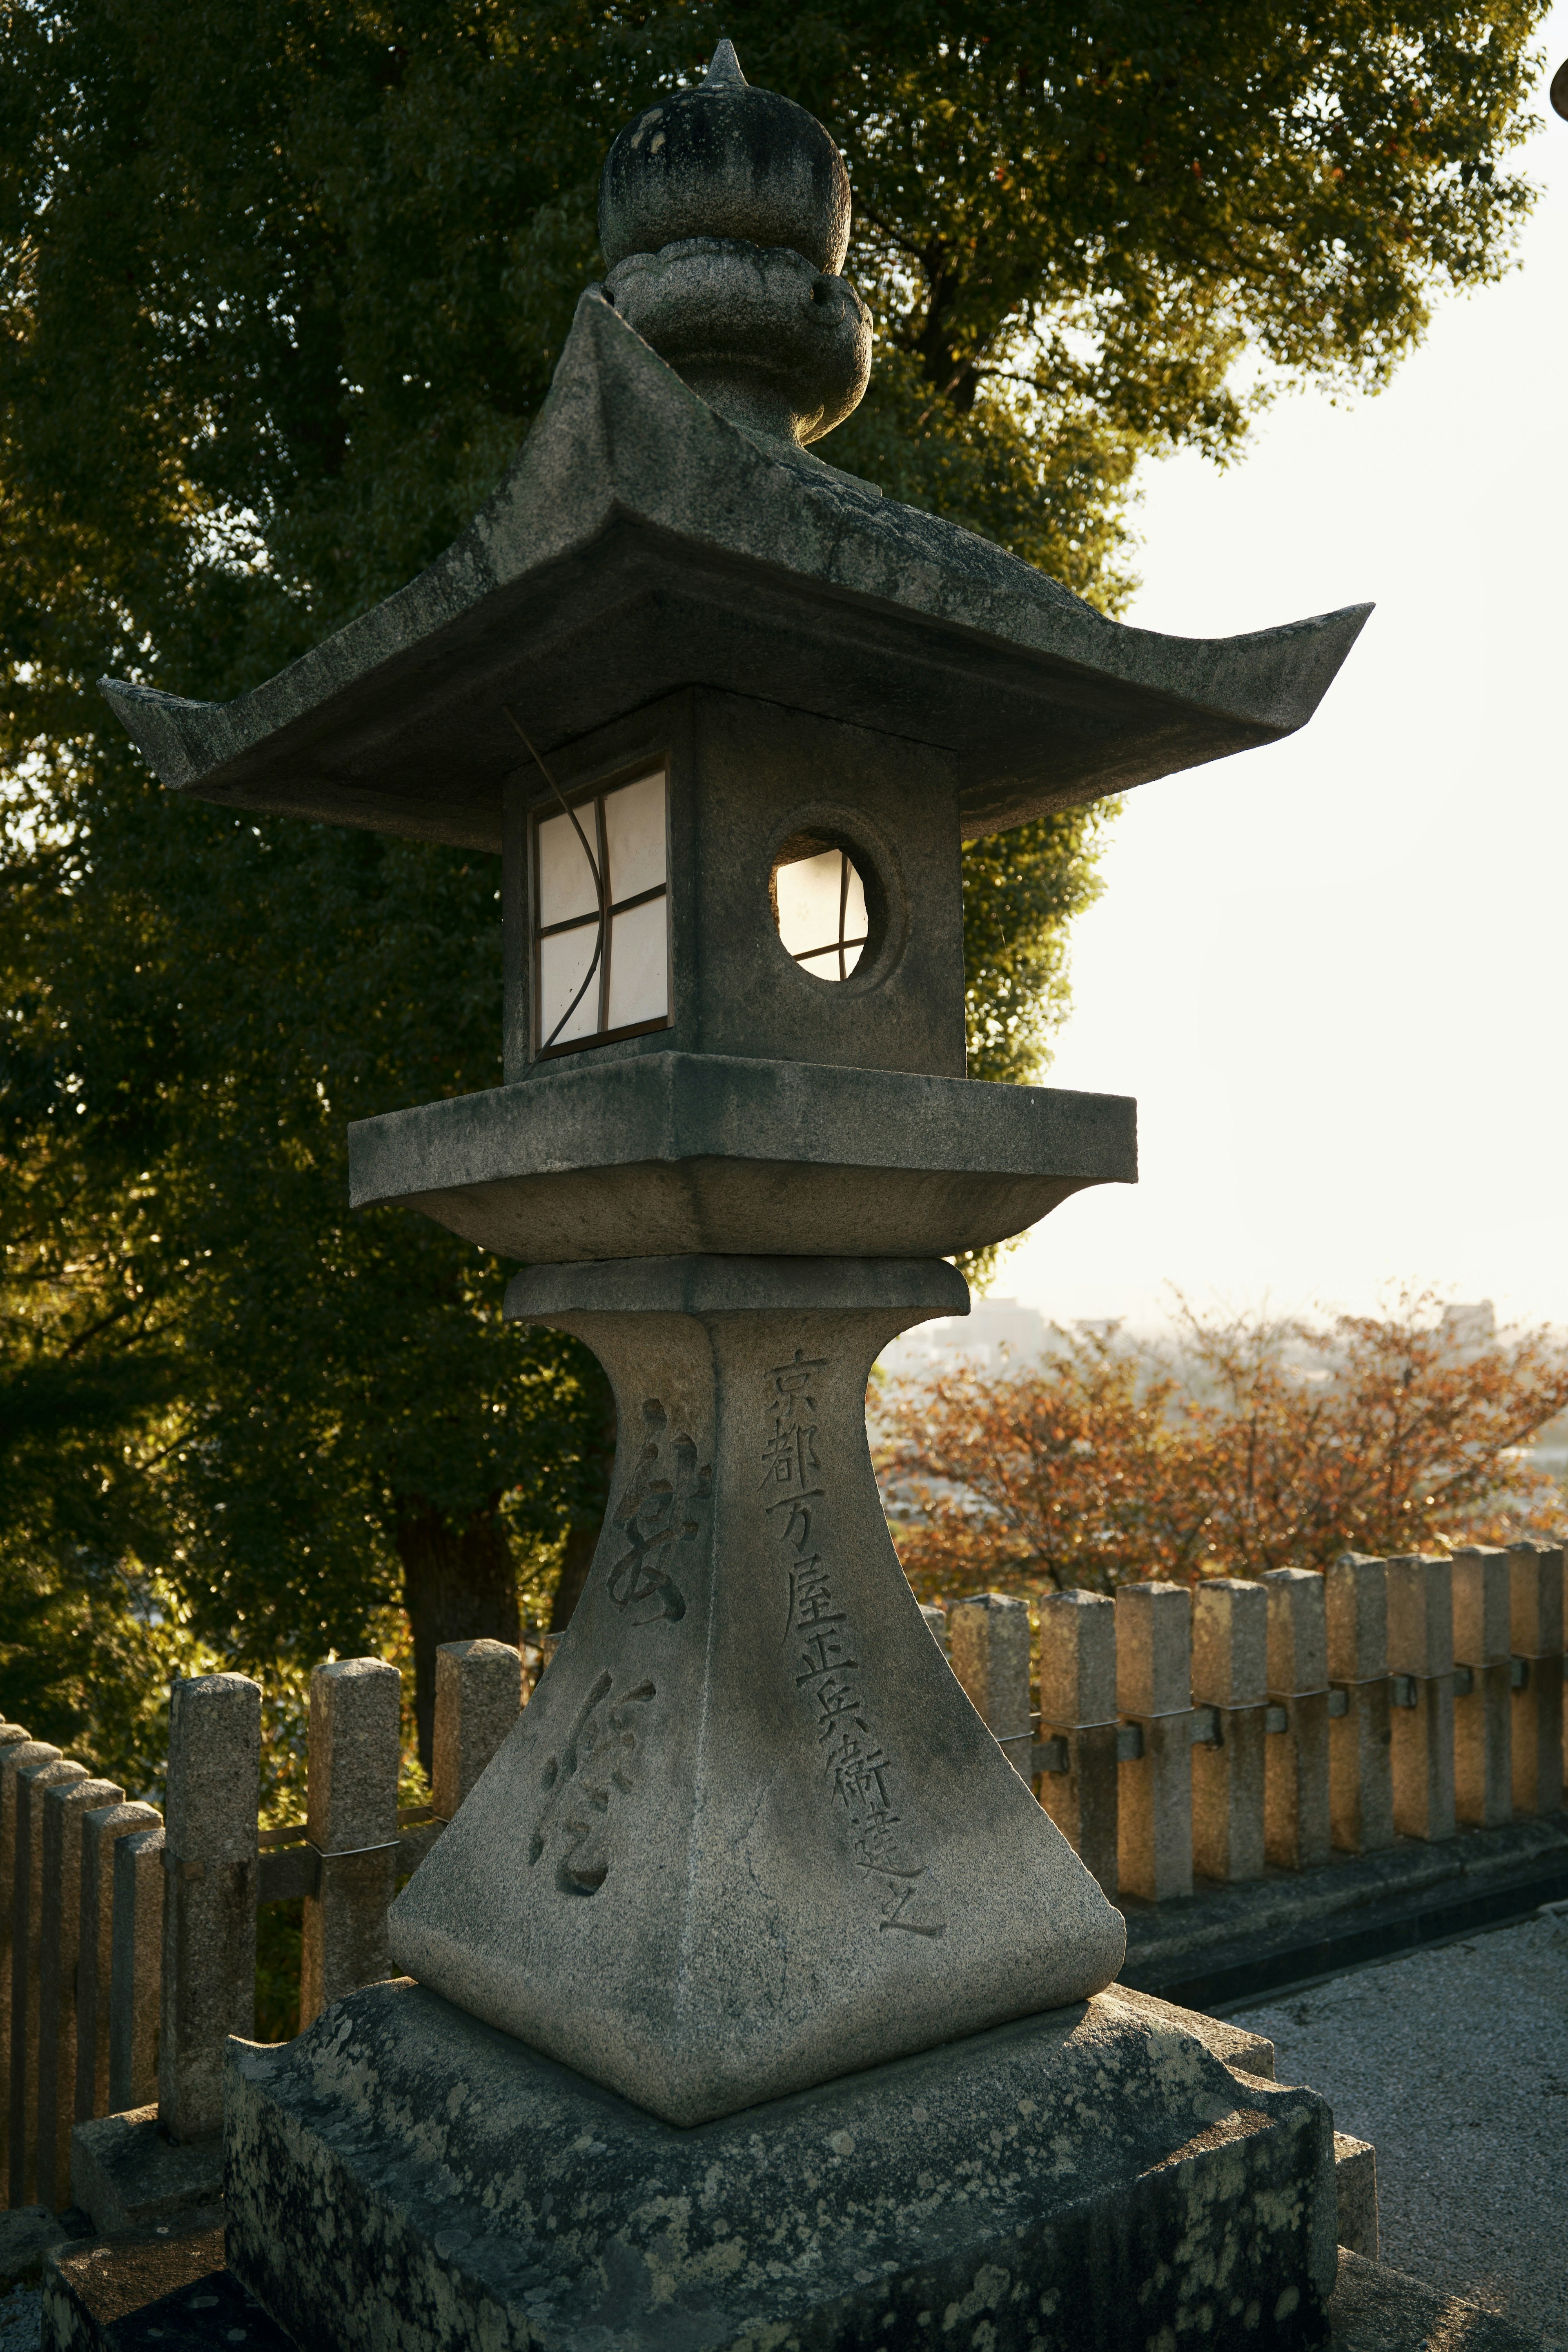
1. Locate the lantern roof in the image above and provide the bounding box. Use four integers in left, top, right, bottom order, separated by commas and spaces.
101, 290, 1369, 855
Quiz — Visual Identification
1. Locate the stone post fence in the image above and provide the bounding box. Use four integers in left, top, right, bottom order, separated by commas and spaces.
0, 1552, 1564, 2218
931, 1544, 1566, 1919
0, 1635, 528, 2220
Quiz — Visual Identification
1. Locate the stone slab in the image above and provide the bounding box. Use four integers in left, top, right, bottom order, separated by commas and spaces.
99, 290, 1370, 854
1328, 2250, 1546, 2352
348, 1051, 1136, 1262
0, 2205, 69, 2288
1333, 2134, 1379, 2259
224, 1973, 1337, 2352
41, 2215, 293, 2352
69, 2108, 222, 2237
1108, 1980, 1276, 2081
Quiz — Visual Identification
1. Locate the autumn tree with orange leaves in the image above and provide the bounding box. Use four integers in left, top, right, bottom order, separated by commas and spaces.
880, 1293, 1568, 1605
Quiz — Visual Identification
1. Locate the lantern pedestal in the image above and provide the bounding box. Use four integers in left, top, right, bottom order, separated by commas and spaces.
223, 1974, 1336, 2352
385, 1255, 1124, 2127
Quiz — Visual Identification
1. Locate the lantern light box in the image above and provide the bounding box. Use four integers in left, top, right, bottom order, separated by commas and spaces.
533, 766, 670, 1054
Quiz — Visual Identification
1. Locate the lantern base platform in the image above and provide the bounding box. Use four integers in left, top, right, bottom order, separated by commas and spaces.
223, 1976, 1336, 2352
348, 1049, 1136, 1264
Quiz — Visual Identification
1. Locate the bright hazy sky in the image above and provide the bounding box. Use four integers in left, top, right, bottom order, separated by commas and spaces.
1004, 9, 1568, 1337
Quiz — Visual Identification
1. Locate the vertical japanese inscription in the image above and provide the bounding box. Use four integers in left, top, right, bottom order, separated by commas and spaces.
529, 1673, 656, 1895
527, 1397, 709, 1899
764, 1349, 945, 1938
607, 1398, 711, 1624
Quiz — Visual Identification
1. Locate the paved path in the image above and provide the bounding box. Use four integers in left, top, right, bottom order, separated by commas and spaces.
1233, 1909, 1568, 2350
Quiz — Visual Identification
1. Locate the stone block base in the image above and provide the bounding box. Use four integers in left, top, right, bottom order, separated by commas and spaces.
226, 1976, 1338, 2352
41, 2242, 1544, 2352
69, 2107, 222, 2236
0, 2204, 72, 2287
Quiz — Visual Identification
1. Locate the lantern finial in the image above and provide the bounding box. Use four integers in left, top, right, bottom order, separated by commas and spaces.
597, 47, 870, 458
703, 38, 746, 89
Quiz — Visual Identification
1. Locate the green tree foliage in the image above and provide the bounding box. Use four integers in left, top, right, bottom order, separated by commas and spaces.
962, 809, 1114, 1088
0, 0, 1548, 1771
1, 784, 610, 1766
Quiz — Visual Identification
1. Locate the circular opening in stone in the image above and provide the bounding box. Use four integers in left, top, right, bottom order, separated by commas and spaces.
770, 835, 871, 982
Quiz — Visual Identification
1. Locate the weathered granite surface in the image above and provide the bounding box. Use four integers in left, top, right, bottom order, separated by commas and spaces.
0, 2205, 69, 2287
38, 2232, 1532, 2352
391, 1256, 1124, 2123
1328, 2249, 1547, 2352
348, 1053, 1136, 1263
224, 1976, 1337, 2352
606, 238, 871, 454
68, 2106, 221, 2237
600, 44, 852, 283
98, 286, 1370, 853
600, 46, 870, 459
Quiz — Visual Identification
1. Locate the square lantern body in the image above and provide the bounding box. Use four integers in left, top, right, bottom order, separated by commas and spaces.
100, 289, 1366, 1271
501, 689, 965, 1085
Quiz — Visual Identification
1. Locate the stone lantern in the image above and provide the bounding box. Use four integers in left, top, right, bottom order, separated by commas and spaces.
105, 43, 1366, 2352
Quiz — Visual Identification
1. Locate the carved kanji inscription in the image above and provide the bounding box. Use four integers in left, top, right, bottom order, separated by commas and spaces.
763, 1348, 946, 1938
529, 1672, 656, 1896
606, 1397, 712, 1625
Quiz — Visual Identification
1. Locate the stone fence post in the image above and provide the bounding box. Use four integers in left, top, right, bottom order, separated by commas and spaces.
1508, 1542, 1564, 1815
1385, 1556, 1455, 1842
9, 1753, 85, 2203
109, 1825, 164, 2115
36, 1775, 121, 2209
1035, 1590, 1119, 1897
300, 1658, 402, 2029
1450, 1547, 1512, 1829
1323, 1554, 1394, 1853
1190, 1579, 1266, 1884
1261, 1568, 1330, 1873
0, 1733, 52, 2110
76, 1800, 160, 2127
1116, 1583, 1194, 1903
432, 1641, 526, 1823
160, 1675, 261, 2143
948, 1594, 1033, 1779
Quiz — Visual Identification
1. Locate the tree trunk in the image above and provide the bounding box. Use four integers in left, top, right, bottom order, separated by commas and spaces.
395, 1494, 519, 1777
548, 1520, 600, 1633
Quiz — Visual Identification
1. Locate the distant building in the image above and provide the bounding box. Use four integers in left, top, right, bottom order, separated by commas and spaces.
877, 1296, 1050, 1381
1439, 1301, 1496, 1351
